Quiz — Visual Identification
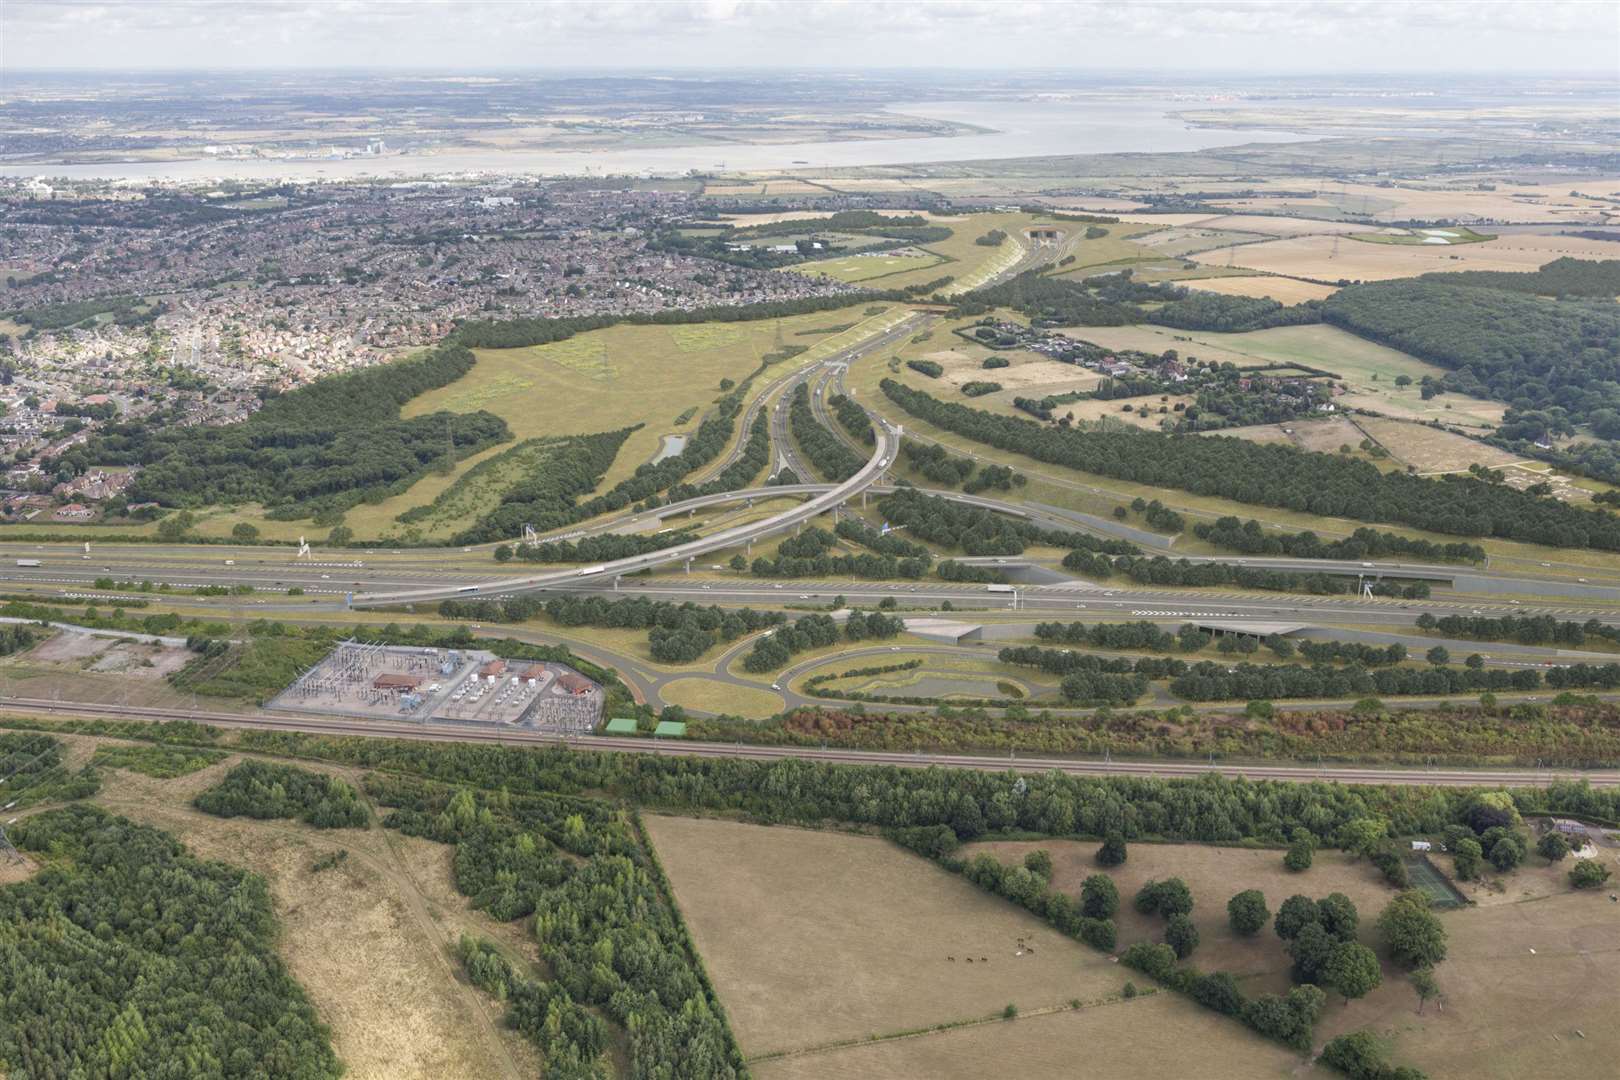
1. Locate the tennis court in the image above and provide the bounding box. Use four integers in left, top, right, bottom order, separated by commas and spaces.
1405, 854, 1468, 909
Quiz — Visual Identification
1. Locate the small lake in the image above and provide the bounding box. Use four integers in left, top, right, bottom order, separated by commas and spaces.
651, 435, 688, 464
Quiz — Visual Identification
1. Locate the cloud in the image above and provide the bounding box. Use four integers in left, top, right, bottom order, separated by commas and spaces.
3, 0, 1615, 71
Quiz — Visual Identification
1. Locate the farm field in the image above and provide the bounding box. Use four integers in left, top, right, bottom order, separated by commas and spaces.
1185, 275, 1342, 304
753, 992, 1314, 1080
1209, 415, 1365, 453
789, 247, 946, 283
1354, 416, 1524, 474
1189, 214, 1385, 238
1209, 179, 1620, 224
964, 839, 1400, 998
641, 815, 1127, 1057
1314, 884, 1620, 1080
55, 739, 538, 1080
913, 343, 1102, 394
1196, 230, 1620, 283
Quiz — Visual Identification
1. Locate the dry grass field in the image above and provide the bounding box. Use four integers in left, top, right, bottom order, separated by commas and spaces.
659, 676, 783, 716
1191, 214, 1385, 238
1354, 416, 1524, 474
788, 248, 947, 283
641, 815, 1127, 1057
1197, 230, 1620, 283
753, 992, 1313, 1080
72, 741, 537, 1080
1314, 884, 1620, 1080
1206, 178, 1620, 224
1186, 275, 1342, 304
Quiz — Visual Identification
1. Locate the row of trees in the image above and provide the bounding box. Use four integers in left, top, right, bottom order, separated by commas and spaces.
1168, 660, 1544, 702
506, 528, 696, 563
442, 428, 634, 544
1416, 611, 1620, 649
749, 525, 931, 579
879, 487, 1136, 558
1193, 516, 1486, 564
788, 382, 866, 481
881, 378, 1620, 551
1063, 549, 1418, 598
2, 806, 343, 1079
828, 393, 874, 444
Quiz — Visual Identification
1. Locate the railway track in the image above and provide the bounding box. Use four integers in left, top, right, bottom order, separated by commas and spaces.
6, 695, 1615, 789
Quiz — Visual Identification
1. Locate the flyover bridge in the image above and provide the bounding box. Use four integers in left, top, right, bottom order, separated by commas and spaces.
351, 421, 900, 608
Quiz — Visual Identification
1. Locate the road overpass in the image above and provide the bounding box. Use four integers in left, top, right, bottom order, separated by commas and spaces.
350, 420, 900, 608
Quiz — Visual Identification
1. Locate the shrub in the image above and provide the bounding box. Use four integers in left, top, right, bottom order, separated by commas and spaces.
1228, 889, 1270, 936
1570, 858, 1612, 889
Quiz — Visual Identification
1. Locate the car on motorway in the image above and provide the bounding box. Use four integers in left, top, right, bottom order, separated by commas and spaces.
773, 584, 783, 589
799, 594, 810, 599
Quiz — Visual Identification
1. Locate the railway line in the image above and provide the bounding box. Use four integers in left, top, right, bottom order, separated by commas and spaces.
4, 694, 1615, 788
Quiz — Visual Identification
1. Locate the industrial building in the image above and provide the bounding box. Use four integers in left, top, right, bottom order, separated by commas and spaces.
269, 640, 602, 733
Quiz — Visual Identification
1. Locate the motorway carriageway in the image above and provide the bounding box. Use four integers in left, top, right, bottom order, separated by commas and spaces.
4, 694, 1616, 789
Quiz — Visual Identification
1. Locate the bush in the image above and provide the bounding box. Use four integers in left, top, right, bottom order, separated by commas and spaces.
1570, 858, 1612, 889
1135, 877, 1194, 918
1096, 831, 1127, 866
1165, 913, 1200, 958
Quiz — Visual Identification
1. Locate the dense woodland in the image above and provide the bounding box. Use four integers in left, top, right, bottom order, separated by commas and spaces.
0, 730, 100, 808
1323, 272, 1620, 433
73, 344, 510, 518
365, 774, 745, 1078
193, 760, 370, 828
446, 428, 635, 544
740, 610, 904, 671
882, 379, 1620, 550
1, 806, 342, 1079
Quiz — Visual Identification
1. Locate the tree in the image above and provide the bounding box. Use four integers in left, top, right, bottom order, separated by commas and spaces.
1377, 891, 1448, 969
328, 525, 353, 546
1411, 967, 1441, 1014
1340, 817, 1387, 859
1097, 830, 1127, 867
1451, 837, 1484, 880
1316, 893, 1360, 942
1227, 889, 1269, 936
1135, 877, 1193, 918
1080, 873, 1119, 919
729, 554, 747, 571
1462, 791, 1521, 834
1425, 645, 1450, 666
1569, 858, 1612, 889
493, 544, 513, 563
1165, 913, 1200, 959
1274, 894, 1318, 941
1324, 941, 1382, 1004
1484, 829, 1526, 872
1284, 828, 1315, 872
1024, 849, 1054, 881
1287, 921, 1336, 985
231, 521, 260, 542
1537, 831, 1571, 865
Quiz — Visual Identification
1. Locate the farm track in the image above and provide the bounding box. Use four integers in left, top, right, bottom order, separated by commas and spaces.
7, 694, 1617, 789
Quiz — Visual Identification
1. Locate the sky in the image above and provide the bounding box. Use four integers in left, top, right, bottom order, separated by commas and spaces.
4, 0, 1618, 75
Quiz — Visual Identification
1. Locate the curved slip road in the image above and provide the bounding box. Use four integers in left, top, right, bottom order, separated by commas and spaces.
352, 421, 899, 608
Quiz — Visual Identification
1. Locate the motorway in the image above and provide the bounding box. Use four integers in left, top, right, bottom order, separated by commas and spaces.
5, 694, 1615, 788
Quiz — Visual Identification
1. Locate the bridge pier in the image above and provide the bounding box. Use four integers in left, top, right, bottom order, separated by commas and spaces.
684, 558, 693, 575
613, 575, 621, 592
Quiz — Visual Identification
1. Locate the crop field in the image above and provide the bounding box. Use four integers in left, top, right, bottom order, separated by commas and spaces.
964, 839, 1399, 998
915, 344, 1102, 393
72, 740, 537, 1079
754, 992, 1312, 1080
642, 815, 1127, 1057
1184, 275, 1342, 304
331, 303, 900, 542
1352, 226, 1494, 246
1210, 179, 1620, 224
1354, 416, 1524, 474
789, 248, 946, 283
1190, 215, 1385, 238
1196, 230, 1620, 283
1133, 226, 1268, 258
